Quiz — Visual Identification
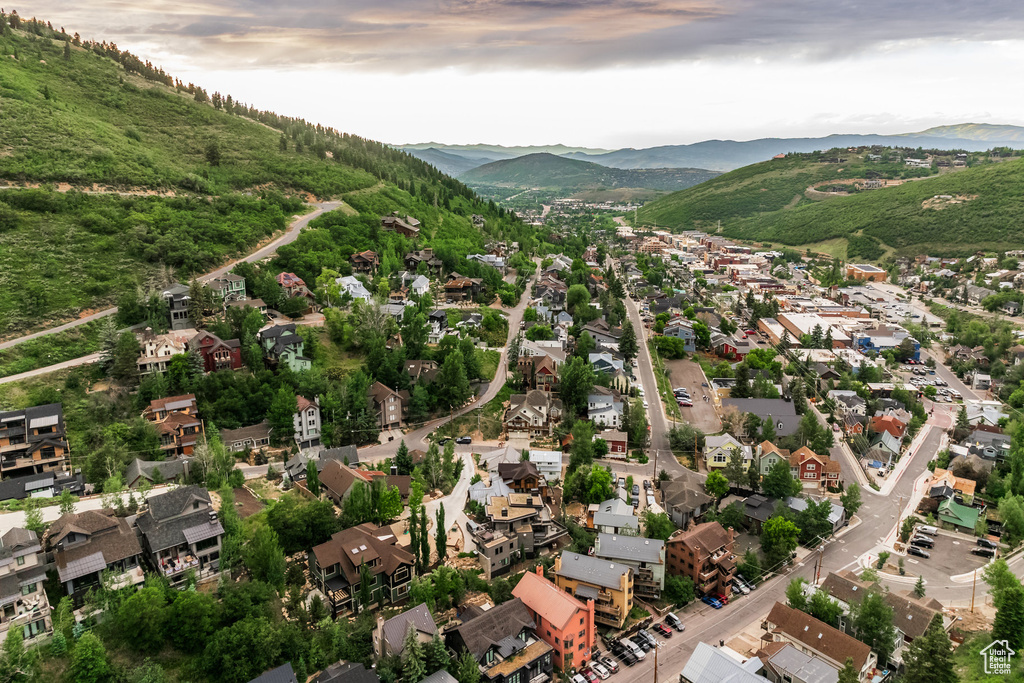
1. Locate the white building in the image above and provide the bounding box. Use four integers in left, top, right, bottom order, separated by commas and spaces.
529, 450, 563, 482
294, 396, 321, 450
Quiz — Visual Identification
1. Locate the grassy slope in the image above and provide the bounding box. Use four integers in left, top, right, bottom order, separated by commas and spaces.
460, 153, 718, 192
637, 149, 1024, 256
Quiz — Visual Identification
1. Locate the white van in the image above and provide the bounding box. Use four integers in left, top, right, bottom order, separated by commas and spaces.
916, 525, 938, 536
620, 638, 645, 660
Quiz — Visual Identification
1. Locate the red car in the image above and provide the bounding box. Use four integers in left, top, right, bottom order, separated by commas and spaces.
714, 593, 730, 605
581, 669, 599, 683
653, 623, 673, 638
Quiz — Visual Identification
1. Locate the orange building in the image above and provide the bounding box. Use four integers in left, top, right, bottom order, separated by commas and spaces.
512, 567, 596, 671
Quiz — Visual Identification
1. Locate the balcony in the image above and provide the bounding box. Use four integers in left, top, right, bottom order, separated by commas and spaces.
159, 554, 200, 577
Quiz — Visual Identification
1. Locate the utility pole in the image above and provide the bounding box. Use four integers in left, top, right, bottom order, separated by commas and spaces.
653, 639, 658, 683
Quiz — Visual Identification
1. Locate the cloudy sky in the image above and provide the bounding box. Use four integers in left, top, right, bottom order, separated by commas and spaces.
25, 1, 1024, 148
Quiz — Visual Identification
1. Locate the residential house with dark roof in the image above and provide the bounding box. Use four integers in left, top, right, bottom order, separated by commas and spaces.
188, 330, 243, 373
313, 662, 381, 683
0, 403, 70, 479
928, 468, 976, 505
553, 551, 633, 629
163, 283, 192, 330
0, 470, 84, 503
594, 533, 665, 600
405, 360, 439, 385
518, 354, 558, 392
667, 522, 736, 598
319, 460, 374, 506
382, 213, 421, 238
445, 597, 554, 683
496, 461, 546, 496
208, 273, 246, 302
0, 527, 51, 644
483, 494, 566, 558
743, 495, 778, 533
661, 469, 713, 530
125, 458, 189, 488
220, 421, 272, 453
249, 663, 299, 683
135, 486, 224, 584
405, 248, 443, 275
308, 523, 415, 618
369, 382, 406, 431
583, 319, 623, 348
259, 324, 312, 373
373, 602, 438, 658
589, 497, 638, 535
46, 509, 144, 600
504, 391, 563, 438
761, 603, 877, 681
722, 399, 801, 437
513, 567, 595, 671
142, 395, 203, 457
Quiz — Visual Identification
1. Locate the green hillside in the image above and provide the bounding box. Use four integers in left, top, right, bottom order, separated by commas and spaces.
460, 152, 718, 192
636, 147, 1024, 258
0, 19, 525, 335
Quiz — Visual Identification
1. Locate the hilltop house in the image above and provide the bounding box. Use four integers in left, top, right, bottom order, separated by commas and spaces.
142, 395, 203, 457
350, 250, 379, 275
135, 486, 224, 585
208, 273, 246, 302
0, 528, 51, 644
259, 324, 312, 372
276, 272, 315, 301
294, 396, 321, 450
0, 403, 70, 479
370, 382, 407, 431
47, 509, 144, 600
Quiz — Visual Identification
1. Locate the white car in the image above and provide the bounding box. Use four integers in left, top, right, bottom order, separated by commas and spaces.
642, 400, 649, 409
590, 663, 611, 680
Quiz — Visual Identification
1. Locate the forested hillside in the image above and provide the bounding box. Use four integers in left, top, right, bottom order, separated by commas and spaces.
0, 15, 537, 334
636, 147, 1024, 258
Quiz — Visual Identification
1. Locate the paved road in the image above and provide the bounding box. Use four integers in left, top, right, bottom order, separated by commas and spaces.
0, 201, 340, 351
0, 352, 102, 386
0, 486, 174, 534
921, 345, 980, 401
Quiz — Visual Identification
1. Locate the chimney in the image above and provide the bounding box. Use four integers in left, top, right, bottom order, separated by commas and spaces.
536, 565, 544, 577
390, 465, 398, 476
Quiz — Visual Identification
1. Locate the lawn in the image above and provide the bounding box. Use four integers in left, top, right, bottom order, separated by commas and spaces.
479, 349, 501, 382
0, 318, 106, 378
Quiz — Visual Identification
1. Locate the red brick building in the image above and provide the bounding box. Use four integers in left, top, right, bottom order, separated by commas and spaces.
666, 522, 736, 598
188, 331, 242, 373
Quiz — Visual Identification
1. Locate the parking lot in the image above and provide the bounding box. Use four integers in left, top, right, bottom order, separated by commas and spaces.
665, 358, 722, 433
902, 530, 989, 579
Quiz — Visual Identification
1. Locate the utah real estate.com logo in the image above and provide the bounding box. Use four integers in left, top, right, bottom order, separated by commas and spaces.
981, 639, 1015, 676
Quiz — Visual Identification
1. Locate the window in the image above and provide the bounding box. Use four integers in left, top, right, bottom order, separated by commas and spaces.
20, 584, 36, 596
806, 464, 815, 470
579, 630, 585, 638
15, 556, 24, 566
578, 643, 585, 651
23, 619, 44, 639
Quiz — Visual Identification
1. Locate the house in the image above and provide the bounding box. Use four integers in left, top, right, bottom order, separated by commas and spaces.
259, 324, 312, 372
294, 396, 322, 449
410, 275, 430, 298
831, 392, 867, 418
666, 522, 736, 597
583, 319, 623, 347
219, 421, 272, 453
869, 431, 902, 459
681, 642, 769, 683
528, 450, 562, 482
404, 248, 443, 275
743, 495, 778, 533
427, 310, 448, 343
249, 664, 299, 683
313, 663, 381, 683
759, 643, 840, 683
124, 458, 189, 488
845, 264, 887, 282
482, 494, 566, 559
761, 603, 877, 682
381, 213, 420, 238
587, 387, 623, 428
369, 382, 406, 431
468, 524, 522, 580
0, 470, 84, 503
47, 509, 144, 600
143, 394, 203, 457
350, 250, 379, 275
755, 441, 793, 477
319, 460, 373, 505
722, 399, 801, 437
163, 283, 192, 330
715, 335, 752, 361
785, 497, 846, 533
497, 461, 547, 496
591, 498, 639, 535
594, 533, 666, 600
444, 597, 554, 683
226, 298, 267, 315
553, 551, 633, 629
937, 498, 979, 532
518, 355, 558, 392
373, 603, 438, 658
0, 528, 51, 644
930, 468, 977, 505
276, 272, 315, 300
468, 254, 506, 273
598, 429, 628, 458
791, 446, 842, 491
208, 273, 246, 302
843, 413, 866, 437
308, 523, 415, 618
135, 486, 224, 584
661, 468, 713, 529
869, 415, 906, 439
504, 390, 563, 438
405, 360, 439, 385
135, 328, 192, 375
188, 331, 243, 373
0, 403, 70, 478
444, 277, 478, 303
819, 570, 952, 666
588, 352, 623, 374
662, 320, 696, 352
513, 567, 596, 670
704, 433, 749, 471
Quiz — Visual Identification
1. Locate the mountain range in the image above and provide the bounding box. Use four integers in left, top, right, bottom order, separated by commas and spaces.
401, 124, 1024, 175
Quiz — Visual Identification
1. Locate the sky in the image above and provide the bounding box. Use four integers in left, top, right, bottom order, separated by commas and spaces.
23, 1, 1024, 148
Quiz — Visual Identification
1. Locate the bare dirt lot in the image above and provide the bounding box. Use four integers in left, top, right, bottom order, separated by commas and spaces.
665, 359, 722, 433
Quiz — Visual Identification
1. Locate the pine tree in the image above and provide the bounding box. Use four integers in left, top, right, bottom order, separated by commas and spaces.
419, 504, 430, 569
901, 614, 956, 683
267, 386, 298, 446
913, 576, 926, 598
426, 633, 450, 674
408, 505, 420, 571
992, 584, 1024, 650
306, 460, 320, 497
402, 624, 427, 683
395, 440, 413, 476
455, 650, 480, 683
435, 506, 447, 563
359, 560, 373, 611
619, 321, 639, 364
63, 39, 70, 60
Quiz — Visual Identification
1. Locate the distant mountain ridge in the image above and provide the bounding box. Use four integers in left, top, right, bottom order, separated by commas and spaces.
403, 123, 1024, 173
458, 153, 719, 192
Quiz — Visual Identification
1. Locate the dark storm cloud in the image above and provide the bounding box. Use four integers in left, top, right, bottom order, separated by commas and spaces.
26, 0, 1024, 71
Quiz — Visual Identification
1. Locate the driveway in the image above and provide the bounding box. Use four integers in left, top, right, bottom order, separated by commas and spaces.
664, 358, 721, 433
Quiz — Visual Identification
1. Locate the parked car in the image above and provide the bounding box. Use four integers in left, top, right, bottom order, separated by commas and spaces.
701, 596, 722, 609
653, 623, 673, 638
971, 547, 996, 558
632, 484, 640, 496
590, 663, 610, 680
907, 546, 930, 559
618, 477, 626, 488
910, 537, 934, 549
571, 675, 587, 683
630, 635, 651, 652
731, 584, 741, 595
581, 669, 598, 683
643, 479, 651, 490
734, 580, 750, 595
917, 525, 938, 536
438, 437, 451, 445
621, 638, 645, 660
638, 630, 658, 648
714, 593, 730, 605
599, 657, 618, 673
678, 400, 693, 407
737, 574, 756, 591
977, 538, 998, 549
455, 436, 472, 445
665, 613, 685, 631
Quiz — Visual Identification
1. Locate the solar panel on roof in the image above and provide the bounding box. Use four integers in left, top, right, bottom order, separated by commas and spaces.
165, 400, 194, 411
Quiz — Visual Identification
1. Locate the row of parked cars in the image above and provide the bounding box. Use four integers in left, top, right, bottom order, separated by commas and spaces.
673, 387, 693, 408
904, 525, 998, 559
601, 614, 685, 669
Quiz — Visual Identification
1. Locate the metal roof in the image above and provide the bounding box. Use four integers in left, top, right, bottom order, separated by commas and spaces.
681, 642, 768, 683
182, 520, 226, 545
556, 551, 630, 590
595, 533, 664, 564
58, 551, 107, 583
27, 415, 58, 429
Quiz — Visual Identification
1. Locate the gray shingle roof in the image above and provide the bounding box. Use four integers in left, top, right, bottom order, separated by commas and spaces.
248, 663, 298, 683
314, 662, 380, 683
449, 597, 535, 660
146, 486, 211, 521
595, 533, 664, 564
556, 551, 630, 590
381, 603, 438, 655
